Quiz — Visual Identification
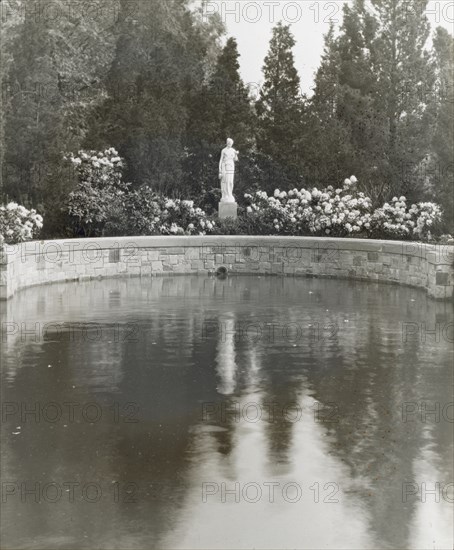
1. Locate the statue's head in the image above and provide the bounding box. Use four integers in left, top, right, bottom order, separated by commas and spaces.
226, 138, 234, 147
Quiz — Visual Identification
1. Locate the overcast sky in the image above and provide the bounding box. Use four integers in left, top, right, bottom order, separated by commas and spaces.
204, 1, 454, 96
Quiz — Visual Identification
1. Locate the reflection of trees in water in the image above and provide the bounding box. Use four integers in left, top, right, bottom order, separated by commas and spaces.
0, 339, 129, 546
2, 276, 453, 549
1, 278, 204, 547
303, 290, 453, 550
248, 351, 304, 466
198, 280, 453, 549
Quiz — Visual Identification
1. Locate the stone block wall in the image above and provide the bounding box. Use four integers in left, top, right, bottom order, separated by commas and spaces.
1, 236, 453, 300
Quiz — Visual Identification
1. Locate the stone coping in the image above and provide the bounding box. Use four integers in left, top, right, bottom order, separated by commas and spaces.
1, 234, 452, 257
1, 236, 453, 300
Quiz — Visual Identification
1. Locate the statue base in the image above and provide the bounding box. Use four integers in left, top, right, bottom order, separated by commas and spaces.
218, 201, 238, 220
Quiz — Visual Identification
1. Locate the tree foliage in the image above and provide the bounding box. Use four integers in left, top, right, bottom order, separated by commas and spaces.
256, 23, 304, 190
184, 37, 256, 206
431, 27, 454, 232
2, 0, 120, 234
1, 1, 452, 235
306, 0, 441, 206
85, 0, 225, 195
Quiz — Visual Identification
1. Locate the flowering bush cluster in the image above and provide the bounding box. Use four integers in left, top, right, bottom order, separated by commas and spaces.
0, 202, 43, 244
119, 186, 216, 236
157, 197, 215, 235
371, 197, 442, 239
65, 150, 216, 237
64, 149, 442, 242
245, 177, 442, 240
65, 148, 130, 237
245, 176, 372, 236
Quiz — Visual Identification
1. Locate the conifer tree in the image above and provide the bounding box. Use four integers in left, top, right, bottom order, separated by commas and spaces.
256, 23, 304, 189
184, 37, 255, 203
371, 0, 436, 200
335, 0, 388, 198
306, 0, 437, 203
304, 24, 351, 188
431, 27, 454, 232
3, 0, 117, 228
87, 0, 224, 195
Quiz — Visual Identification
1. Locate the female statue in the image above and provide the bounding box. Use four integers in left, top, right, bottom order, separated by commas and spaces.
219, 138, 239, 203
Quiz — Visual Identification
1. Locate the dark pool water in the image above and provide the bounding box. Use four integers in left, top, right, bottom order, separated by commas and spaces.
1, 275, 453, 550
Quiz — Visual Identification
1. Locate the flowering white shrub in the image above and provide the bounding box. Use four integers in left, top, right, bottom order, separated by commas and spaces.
245, 177, 442, 240
158, 198, 215, 235
122, 187, 216, 236
65, 149, 216, 237
371, 197, 442, 240
245, 176, 372, 236
0, 202, 43, 244
64, 147, 442, 242
65, 148, 130, 237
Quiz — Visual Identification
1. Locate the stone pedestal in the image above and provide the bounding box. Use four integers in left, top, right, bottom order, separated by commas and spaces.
218, 202, 238, 220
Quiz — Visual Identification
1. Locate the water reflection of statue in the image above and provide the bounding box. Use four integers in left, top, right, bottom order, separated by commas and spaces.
219, 138, 239, 203
216, 315, 237, 395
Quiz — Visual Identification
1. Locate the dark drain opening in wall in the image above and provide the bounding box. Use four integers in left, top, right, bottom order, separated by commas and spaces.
216, 266, 228, 278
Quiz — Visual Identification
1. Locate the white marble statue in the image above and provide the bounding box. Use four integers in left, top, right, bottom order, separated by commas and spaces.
219, 138, 239, 203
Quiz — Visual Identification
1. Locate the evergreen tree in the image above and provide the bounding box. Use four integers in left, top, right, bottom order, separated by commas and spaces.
210, 38, 255, 150
335, 0, 389, 199
306, 0, 437, 203
371, 0, 436, 201
431, 27, 454, 232
86, 0, 224, 196
184, 37, 255, 204
304, 24, 353, 188
255, 22, 304, 190
307, 2, 394, 199
3, 0, 118, 229
304, 5, 382, 194
0, 1, 23, 195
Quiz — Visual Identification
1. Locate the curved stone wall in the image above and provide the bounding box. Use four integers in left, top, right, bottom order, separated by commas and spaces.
1, 236, 453, 300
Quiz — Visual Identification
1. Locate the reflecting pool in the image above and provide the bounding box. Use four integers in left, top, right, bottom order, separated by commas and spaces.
1, 276, 453, 549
